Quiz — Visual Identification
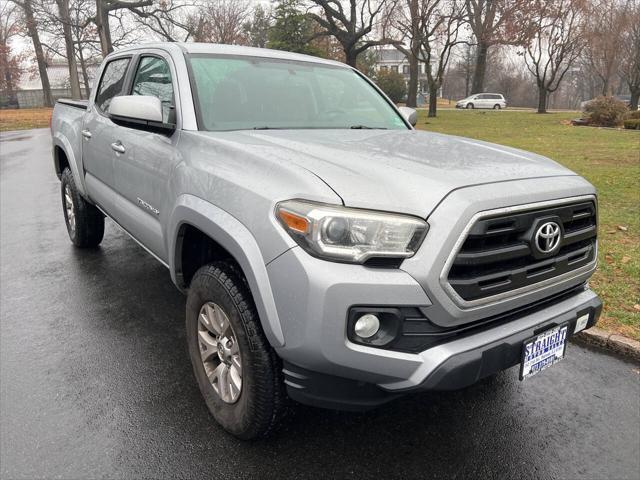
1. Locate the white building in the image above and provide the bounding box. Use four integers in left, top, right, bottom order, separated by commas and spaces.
374, 47, 442, 103
17, 60, 99, 91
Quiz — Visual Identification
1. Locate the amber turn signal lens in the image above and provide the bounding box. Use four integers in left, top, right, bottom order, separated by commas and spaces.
278, 210, 309, 234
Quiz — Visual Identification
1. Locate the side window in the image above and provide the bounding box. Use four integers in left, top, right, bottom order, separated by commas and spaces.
131, 56, 175, 124
95, 58, 130, 113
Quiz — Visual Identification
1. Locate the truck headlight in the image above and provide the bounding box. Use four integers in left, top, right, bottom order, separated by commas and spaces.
275, 200, 428, 263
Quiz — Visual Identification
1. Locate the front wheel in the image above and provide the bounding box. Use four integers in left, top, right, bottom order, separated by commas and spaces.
60, 167, 104, 247
186, 262, 285, 439
466, 103, 474, 109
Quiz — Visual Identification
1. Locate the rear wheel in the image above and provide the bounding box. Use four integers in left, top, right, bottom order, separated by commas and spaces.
466, 103, 474, 109
186, 262, 285, 439
60, 167, 104, 247
493, 104, 501, 110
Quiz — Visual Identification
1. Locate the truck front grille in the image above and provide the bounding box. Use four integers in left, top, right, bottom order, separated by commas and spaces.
446, 199, 597, 302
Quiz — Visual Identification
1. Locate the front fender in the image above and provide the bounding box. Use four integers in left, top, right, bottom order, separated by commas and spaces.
168, 194, 286, 347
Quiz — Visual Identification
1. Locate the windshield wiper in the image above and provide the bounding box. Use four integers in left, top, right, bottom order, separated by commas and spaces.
349, 125, 387, 129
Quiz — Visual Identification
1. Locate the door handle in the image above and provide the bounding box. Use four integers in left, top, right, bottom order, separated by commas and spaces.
81, 129, 92, 139
110, 141, 126, 154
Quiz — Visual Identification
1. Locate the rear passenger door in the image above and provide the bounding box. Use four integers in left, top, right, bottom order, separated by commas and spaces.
82, 56, 131, 215
477, 94, 490, 109
111, 53, 181, 262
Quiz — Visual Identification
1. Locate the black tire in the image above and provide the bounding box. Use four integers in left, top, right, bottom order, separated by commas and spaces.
186, 262, 285, 440
61, 167, 104, 247
493, 104, 501, 110
466, 103, 474, 109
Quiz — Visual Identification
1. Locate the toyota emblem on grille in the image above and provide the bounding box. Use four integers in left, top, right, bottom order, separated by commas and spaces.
534, 221, 562, 254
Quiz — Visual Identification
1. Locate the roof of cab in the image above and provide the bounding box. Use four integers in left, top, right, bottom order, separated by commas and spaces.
110, 42, 349, 69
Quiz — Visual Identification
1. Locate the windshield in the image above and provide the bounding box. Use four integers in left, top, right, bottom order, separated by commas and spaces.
188, 55, 408, 131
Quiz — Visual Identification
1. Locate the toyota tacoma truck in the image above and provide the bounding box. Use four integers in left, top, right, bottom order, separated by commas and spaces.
51, 43, 601, 439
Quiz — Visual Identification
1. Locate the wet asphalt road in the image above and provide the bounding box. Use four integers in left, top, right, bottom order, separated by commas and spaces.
1, 128, 639, 480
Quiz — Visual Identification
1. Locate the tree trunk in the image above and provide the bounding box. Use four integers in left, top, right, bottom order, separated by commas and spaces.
345, 48, 358, 68
630, 86, 640, 111
471, 41, 489, 94
22, 0, 53, 107
537, 86, 548, 114
77, 47, 89, 99
464, 71, 470, 97
406, 54, 419, 108
56, 0, 81, 99
601, 77, 610, 97
427, 85, 438, 117
95, 0, 113, 57
1, 63, 18, 106
405, 0, 419, 108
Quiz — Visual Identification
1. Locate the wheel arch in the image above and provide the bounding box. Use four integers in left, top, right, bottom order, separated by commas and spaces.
168, 195, 286, 348
53, 145, 70, 179
52, 134, 88, 196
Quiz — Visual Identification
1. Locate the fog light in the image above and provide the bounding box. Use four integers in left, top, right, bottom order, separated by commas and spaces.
354, 314, 380, 338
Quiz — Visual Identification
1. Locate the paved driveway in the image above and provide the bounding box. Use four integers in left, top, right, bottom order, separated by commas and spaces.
1, 129, 639, 480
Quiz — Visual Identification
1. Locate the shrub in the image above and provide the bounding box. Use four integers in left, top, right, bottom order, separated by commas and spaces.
625, 110, 640, 120
623, 119, 640, 130
374, 69, 407, 103
583, 96, 629, 127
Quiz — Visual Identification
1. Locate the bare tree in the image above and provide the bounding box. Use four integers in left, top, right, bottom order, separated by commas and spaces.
55, 0, 81, 98
244, 3, 271, 48
391, 0, 421, 107
198, 0, 250, 44
11, 0, 53, 106
94, 0, 152, 57
131, 0, 199, 42
619, 0, 640, 110
0, 1, 23, 106
523, 0, 586, 113
583, 0, 630, 96
136, 0, 251, 44
465, 0, 528, 94
70, 0, 101, 96
308, 0, 397, 67
416, 0, 466, 117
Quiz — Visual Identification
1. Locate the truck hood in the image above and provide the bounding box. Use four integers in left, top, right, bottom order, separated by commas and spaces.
195, 129, 575, 218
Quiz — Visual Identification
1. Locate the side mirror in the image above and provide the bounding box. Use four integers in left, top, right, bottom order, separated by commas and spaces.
398, 106, 417, 127
108, 95, 174, 134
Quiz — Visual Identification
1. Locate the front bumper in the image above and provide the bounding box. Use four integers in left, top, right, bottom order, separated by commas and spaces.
267, 246, 601, 410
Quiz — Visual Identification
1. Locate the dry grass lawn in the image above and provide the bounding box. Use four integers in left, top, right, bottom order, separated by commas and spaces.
417, 109, 640, 340
0, 108, 52, 132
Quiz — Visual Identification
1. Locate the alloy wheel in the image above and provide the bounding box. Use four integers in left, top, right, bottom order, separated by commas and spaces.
64, 184, 76, 235
197, 301, 242, 403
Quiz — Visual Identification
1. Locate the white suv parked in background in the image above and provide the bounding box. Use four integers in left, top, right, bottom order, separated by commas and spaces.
457, 93, 507, 109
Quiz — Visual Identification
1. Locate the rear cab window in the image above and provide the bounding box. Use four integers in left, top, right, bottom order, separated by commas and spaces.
94, 57, 131, 114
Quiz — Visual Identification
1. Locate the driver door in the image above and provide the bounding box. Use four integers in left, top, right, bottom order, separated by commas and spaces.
112, 53, 181, 262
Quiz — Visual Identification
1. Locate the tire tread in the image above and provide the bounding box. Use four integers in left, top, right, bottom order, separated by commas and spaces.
189, 262, 286, 439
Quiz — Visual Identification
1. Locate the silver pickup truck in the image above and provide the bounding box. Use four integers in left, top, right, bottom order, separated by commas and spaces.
51, 42, 601, 439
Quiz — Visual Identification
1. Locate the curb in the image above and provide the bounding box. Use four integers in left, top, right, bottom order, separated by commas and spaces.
571, 327, 640, 362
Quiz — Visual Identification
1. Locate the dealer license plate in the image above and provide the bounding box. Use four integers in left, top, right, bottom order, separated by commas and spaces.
520, 324, 568, 380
